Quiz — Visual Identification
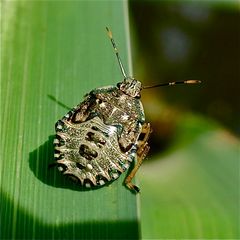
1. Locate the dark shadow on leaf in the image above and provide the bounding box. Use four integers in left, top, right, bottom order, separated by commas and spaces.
1, 192, 140, 240
47, 94, 71, 110
29, 135, 88, 191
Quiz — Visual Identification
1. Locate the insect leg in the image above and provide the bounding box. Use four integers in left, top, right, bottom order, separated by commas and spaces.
124, 122, 152, 193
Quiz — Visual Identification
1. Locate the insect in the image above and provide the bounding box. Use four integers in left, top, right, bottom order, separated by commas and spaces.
53, 27, 201, 192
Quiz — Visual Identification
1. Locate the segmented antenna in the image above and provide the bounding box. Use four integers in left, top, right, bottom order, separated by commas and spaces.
143, 80, 201, 89
106, 27, 128, 79
106, 27, 201, 89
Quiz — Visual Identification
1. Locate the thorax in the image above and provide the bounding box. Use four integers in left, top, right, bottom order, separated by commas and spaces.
94, 87, 145, 126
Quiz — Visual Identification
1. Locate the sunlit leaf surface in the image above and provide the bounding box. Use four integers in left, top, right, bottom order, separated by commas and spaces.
1, 1, 140, 239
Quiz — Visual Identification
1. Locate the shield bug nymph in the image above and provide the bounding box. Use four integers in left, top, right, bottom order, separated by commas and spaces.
52, 27, 201, 192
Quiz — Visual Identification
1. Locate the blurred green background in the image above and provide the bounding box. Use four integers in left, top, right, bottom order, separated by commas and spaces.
129, 1, 239, 239
130, 0, 240, 140
1, 0, 239, 239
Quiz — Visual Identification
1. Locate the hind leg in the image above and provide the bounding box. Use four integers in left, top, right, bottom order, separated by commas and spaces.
125, 122, 152, 192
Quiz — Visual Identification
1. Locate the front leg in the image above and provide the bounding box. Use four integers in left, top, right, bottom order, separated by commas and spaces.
125, 122, 152, 193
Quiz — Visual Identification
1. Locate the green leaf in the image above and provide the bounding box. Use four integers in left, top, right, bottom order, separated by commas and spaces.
1, 1, 140, 239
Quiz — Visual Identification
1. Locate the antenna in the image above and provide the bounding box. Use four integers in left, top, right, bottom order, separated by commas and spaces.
105, 28, 201, 89
106, 27, 128, 79
143, 80, 201, 89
